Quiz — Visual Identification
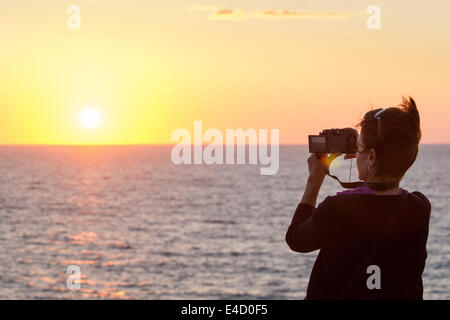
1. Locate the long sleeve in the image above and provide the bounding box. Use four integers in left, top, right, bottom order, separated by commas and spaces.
285, 191, 431, 299
285, 196, 333, 253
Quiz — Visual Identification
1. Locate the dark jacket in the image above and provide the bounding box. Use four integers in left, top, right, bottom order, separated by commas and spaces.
286, 190, 431, 299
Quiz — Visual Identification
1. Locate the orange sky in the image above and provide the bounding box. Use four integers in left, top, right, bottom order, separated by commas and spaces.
1, 0, 449, 145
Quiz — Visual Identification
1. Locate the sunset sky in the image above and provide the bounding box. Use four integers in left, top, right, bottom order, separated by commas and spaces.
1, 0, 449, 145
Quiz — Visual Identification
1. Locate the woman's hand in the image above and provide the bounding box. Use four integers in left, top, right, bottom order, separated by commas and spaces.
306, 154, 327, 184
300, 154, 327, 207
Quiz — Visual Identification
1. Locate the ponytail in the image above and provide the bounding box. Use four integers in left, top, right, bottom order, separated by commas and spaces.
400, 96, 421, 142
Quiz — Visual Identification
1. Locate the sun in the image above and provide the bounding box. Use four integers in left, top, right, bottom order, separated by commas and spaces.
80, 109, 102, 128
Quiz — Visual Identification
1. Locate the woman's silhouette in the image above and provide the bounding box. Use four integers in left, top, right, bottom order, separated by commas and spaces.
286, 97, 431, 299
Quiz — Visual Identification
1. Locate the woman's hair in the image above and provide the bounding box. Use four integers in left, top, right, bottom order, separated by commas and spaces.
357, 96, 422, 180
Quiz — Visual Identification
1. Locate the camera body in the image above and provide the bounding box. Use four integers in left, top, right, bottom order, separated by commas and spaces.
308, 128, 358, 154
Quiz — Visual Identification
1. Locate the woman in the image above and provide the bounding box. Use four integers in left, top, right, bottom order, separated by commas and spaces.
285, 97, 431, 299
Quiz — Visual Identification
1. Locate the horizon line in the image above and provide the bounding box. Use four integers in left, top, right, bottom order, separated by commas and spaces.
0, 143, 449, 147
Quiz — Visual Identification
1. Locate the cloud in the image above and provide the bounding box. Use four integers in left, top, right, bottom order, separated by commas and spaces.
255, 10, 348, 19
208, 9, 247, 21
192, 6, 349, 21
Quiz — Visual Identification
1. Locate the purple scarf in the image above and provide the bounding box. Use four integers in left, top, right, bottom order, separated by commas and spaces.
337, 186, 405, 196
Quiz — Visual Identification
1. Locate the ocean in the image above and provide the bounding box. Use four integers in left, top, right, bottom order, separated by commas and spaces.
0, 145, 448, 299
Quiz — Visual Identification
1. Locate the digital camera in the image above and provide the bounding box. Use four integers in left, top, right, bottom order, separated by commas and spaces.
308, 128, 358, 154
